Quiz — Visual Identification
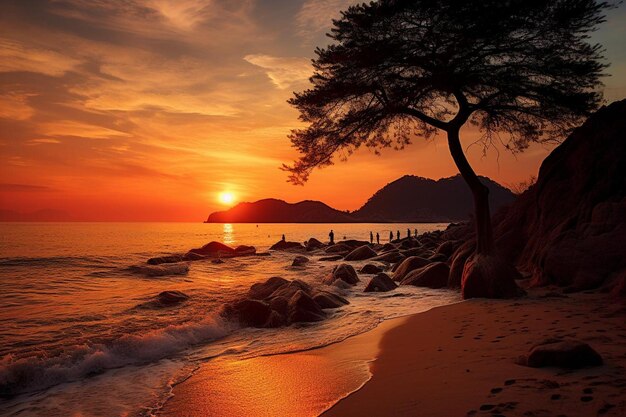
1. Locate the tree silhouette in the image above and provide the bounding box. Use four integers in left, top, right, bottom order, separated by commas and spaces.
285, 0, 610, 297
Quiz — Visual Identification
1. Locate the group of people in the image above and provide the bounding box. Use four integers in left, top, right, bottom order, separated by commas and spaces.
282, 228, 418, 246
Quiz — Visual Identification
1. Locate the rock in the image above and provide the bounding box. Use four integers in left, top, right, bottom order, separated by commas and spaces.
306, 238, 325, 251
340, 239, 371, 249
332, 279, 353, 290
248, 276, 289, 299
157, 290, 189, 305
182, 252, 205, 261
360, 264, 384, 274
344, 245, 377, 261
211, 259, 225, 264
187, 241, 235, 257
255, 252, 271, 257
436, 240, 461, 257
292, 255, 310, 267
269, 279, 313, 299
325, 243, 351, 253
323, 263, 359, 286
313, 291, 349, 308
462, 254, 525, 299
428, 253, 448, 262
400, 247, 425, 257
270, 240, 305, 251
319, 255, 343, 261
401, 262, 450, 288
147, 255, 183, 265
393, 256, 432, 282
364, 273, 397, 292
370, 251, 406, 263
268, 296, 289, 316
288, 290, 326, 323
522, 340, 603, 369
234, 245, 256, 255
263, 311, 287, 328
448, 240, 475, 288
381, 243, 396, 251
129, 263, 190, 277
227, 299, 272, 327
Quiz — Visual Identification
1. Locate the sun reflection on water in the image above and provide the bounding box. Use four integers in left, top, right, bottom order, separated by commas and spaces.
223, 223, 234, 245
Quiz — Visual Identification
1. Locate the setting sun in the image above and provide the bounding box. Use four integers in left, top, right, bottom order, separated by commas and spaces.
218, 192, 236, 205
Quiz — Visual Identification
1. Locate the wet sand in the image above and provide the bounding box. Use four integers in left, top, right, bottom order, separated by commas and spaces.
162, 290, 626, 417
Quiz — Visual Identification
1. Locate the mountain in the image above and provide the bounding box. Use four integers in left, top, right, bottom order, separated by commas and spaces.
206, 198, 357, 223
353, 174, 516, 222
205, 175, 515, 223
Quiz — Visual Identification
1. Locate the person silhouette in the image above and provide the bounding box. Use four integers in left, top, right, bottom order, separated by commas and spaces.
376, 232, 380, 244
370, 231, 374, 243
414, 228, 418, 237
281, 234, 285, 242
329, 229, 335, 244
407, 228, 411, 238
389, 231, 393, 242
396, 230, 400, 240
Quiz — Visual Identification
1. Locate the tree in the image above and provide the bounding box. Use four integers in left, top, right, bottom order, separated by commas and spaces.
284, 0, 610, 298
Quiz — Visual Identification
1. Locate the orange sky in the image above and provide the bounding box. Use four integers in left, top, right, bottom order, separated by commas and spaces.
1, 0, 625, 221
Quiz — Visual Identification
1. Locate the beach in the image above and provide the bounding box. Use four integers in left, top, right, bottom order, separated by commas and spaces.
162, 289, 626, 417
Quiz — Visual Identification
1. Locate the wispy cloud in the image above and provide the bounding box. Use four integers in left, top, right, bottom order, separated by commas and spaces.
295, 0, 355, 41
244, 54, 312, 89
0, 183, 56, 192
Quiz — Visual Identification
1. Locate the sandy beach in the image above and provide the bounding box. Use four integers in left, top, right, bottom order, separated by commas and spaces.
162, 289, 626, 417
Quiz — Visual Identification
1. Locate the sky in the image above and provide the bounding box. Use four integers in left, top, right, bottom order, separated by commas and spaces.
0, 0, 625, 221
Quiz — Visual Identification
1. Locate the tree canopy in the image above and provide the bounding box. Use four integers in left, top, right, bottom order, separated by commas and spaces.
285, 0, 610, 184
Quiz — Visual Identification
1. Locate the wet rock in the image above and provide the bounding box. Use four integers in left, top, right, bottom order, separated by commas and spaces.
319, 255, 343, 261
147, 255, 183, 265
401, 262, 450, 288
129, 263, 190, 277
187, 241, 235, 257
292, 255, 310, 267
381, 243, 397, 251
157, 290, 189, 305
364, 273, 397, 292
270, 279, 313, 299
340, 239, 371, 249
264, 310, 287, 328
332, 279, 353, 290
248, 276, 289, 299
360, 264, 384, 274
305, 238, 325, 251
522, 340, 603, 369
234, 245, 256, 255
313, 291, 349, 308
228, 299, 272, 327
325, 243, 351, 254
323, 263, 359, 286
182, 252, 205, 261
371, 251, 406, 263
344, 245, 377, 261
288, 290, 326, 323
268, 296, 289, 316
393, 256, 432, 282
270, 240, 305, 251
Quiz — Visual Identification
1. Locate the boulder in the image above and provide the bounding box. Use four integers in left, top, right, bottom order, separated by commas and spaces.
462, 254, 524, 299
268, 296, 289, 316
370, 251, 406, 263
157, 290, 189, 305
313, 291, 349, 308
340, 239, 371, 249
332, 279, 353, 290
448, 240, 475, 288
393, 256, 432, 282
187, 241, 235, 257
401, 262, 450, 288
381, 243, 396, 251
270, 279, 313, 299
305, 238, 325, 251
248, 277, 289, 299
364, 273, 397, 292
292, 255, 310, 267
428, 253, 448, 263
227, 299, 272, 327
270, 240, 304, 251
360, 264, 384, 274
234, 245, 256, 255
147, 255, 184, 265
129, 263, 190, 277
288, 290, 326, 323
400, 247, 426, 257
323, 263, 359, 286
521, 339, 603, 369
263, 310, 287, 328
435, 240, 461, 257
319, 255, 343, 261
344, 245, 377, 261
183, 252, 205, 261
325, 243, 351, 254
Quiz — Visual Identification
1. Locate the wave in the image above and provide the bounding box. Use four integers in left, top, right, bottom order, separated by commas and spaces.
0, 256, 117, 269
0, 314, 233, 397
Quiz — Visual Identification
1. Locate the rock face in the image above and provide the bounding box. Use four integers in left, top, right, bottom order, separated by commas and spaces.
344, 245, 377, 261
323, 263, 360, 286
364, 273, 397, 292
393, 256, 432, 282
521, 340, 603, 369
401, 262, 450, 288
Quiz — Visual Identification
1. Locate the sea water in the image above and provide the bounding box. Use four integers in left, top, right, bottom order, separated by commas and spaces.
0, 222, 459, 416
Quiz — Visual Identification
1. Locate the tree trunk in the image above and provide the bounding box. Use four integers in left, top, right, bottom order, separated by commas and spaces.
446, 127, 494, 254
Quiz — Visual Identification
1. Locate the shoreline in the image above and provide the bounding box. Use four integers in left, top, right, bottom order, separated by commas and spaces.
161, 289, 626, 417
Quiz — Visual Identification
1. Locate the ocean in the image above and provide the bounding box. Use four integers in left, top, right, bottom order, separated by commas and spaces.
0, 222, 459, 416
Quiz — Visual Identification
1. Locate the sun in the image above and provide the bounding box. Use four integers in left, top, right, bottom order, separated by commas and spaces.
218, 191, 236, 205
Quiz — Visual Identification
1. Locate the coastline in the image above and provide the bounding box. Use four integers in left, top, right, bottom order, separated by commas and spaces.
161, 289, 626, 417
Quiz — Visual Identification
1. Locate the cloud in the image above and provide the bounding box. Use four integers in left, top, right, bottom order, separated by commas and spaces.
295, 0, 355, 41
0, 183, 56, 192
0, 38, 81, 76
0, 92, 35, 120
244, 54, 312, 89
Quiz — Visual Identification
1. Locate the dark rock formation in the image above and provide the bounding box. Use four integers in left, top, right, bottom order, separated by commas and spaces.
270, 240, 304, 251
319, 255, 343, 261
323, 263, 359, 286
227, 299, 272, 327
187, 241, 235, 257
462, 254, 524, 298
360, 264, 384, 274
248, 276, 289, 299
344, 245, 377, 261
521, 339, 603, 369
157, 290, 189, 305
306, 237, 325, 251
393, 256, 432, 282
325, 243, 352, 254
312, 291, 349, 308
292, 255, 310, 267
147, 255, 184, 265
401, 262, 450, 288
371, 251, 406, 263
288, 290, 326, 322
364, 273, 398, 292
